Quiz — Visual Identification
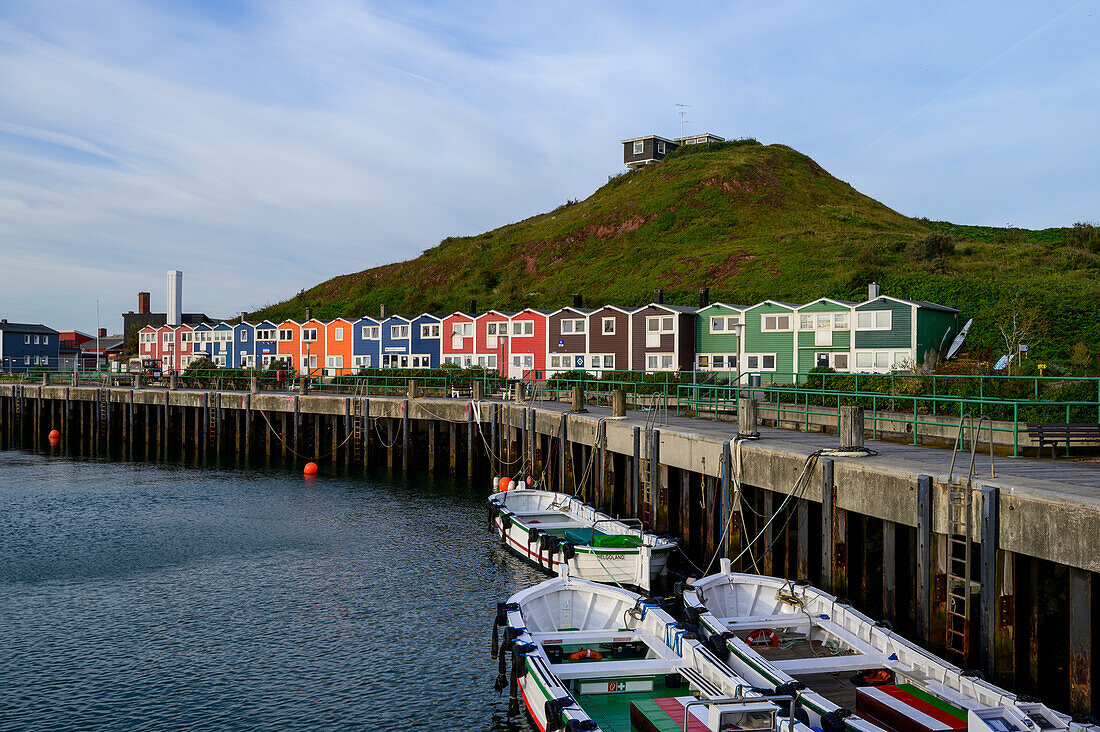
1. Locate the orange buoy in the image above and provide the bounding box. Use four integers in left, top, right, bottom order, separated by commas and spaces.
48, 429, 61, 440
303, 462, 319, 475
498, 476, 512, 492
568, 649, 603, 661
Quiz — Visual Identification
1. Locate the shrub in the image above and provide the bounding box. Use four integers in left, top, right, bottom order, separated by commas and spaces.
907, 232, 955, 261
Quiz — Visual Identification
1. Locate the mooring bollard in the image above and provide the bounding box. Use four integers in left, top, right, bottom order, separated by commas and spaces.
41, 373, 50, 386
299, 377, 308, 394
738, 397, 758, 437
408, 380, 419, 399
513, 382, 525, 403
250, 376, 258, 394
133, 373, 143, 389
840, 405, 865, 449
169, 371, 178, 390
472, 380, 484, 401
612, 389, 626, 418
571, 385, 585, 412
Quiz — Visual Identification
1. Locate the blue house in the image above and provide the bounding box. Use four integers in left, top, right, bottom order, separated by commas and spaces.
410, 313, 443, 368
353, 316, 381, 371
232, 321, 255, 368
380, 315, 413, 368
253, 320, 281, 368
0, 320, 59, 372
191, 323, 214, 363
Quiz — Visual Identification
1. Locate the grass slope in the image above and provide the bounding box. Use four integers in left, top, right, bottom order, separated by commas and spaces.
252, 141, 1100, 365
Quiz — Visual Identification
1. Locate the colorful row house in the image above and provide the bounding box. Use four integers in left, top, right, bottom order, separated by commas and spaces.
133, 285, 959, 379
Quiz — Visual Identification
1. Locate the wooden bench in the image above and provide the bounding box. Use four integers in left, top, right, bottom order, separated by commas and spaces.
1026, 422, 1100, 458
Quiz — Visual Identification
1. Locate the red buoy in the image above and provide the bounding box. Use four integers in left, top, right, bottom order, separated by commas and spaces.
303, 462, 319, 475
498, 476, 512, 492
48, 429, 61, 440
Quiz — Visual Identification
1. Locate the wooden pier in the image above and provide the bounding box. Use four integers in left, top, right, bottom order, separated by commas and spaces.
1, 382, 1096, 715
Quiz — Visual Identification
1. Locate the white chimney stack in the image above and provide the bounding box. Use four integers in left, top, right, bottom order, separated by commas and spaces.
868, 281, 881, 300
167, 270, 183, 326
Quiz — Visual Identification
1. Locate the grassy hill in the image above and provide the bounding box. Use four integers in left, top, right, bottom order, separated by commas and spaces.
252, 140, 1100, 368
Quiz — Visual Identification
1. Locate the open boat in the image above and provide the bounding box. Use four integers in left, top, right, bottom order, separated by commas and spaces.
488, 484, 676, 591
493, 570, 818, 732
682, 561, 1083, 732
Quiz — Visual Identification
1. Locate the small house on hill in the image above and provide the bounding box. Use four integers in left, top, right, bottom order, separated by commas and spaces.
622, 133, 725, 168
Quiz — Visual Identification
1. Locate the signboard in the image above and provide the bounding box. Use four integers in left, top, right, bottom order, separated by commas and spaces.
384, 347, 407, 353
558, 340, 564, 347
575, 355, 584, 368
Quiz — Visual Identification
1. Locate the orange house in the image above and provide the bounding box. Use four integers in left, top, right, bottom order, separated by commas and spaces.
298, 318, 327, 376
324, 318, 355, 376
275, 320, 302, 373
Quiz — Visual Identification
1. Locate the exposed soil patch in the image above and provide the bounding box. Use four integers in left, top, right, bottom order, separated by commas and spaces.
706, 250, 756, 282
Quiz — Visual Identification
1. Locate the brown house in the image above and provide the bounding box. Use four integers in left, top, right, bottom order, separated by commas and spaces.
547, 306, 594, 372
586, 305, 634, 373
630, 304, 697, 371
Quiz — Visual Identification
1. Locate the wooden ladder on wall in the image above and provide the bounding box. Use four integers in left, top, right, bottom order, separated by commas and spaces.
351, 397, 365, 461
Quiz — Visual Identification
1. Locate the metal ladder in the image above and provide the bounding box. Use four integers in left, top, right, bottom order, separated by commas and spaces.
351, 396, 365, 461
97, 387, 110, 444
639, 429, 653, 524
207, 392, 219, 447
12, 384, 24, 428
944, 414, 996, 662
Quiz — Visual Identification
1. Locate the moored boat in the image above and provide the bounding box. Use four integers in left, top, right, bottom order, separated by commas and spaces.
488, 482, 676, 591
493, 571, 820, 732
682, 561, 1085, 732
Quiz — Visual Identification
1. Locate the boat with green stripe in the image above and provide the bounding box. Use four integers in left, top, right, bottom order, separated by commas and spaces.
682, 562, 1083, 732
493, 571, 821, 732
488, 484, 676, 591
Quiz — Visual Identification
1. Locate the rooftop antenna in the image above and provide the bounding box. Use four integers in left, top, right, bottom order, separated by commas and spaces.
676, 103, 689, 142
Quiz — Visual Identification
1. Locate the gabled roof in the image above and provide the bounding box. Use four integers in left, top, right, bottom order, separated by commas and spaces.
514, 308, 555, 317
590, 304, 637, 315
747, 299, 802, 311
353, 315, 381, 324
699, 302, 749, 313
82, 337, 125, 352
411, 312, 442, 321
483, 310, 516, 318
551, 306, 597, 317
380, 314, 411, 323
797, 297, 857, 309
0, 321, 58, 334
642, 303, 698, 314
444, 311, 476, 320
861, 295, 959, 313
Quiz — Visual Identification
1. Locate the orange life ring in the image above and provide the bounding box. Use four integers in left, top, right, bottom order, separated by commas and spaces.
568, 649, 604, 661
745, 629, 779, 647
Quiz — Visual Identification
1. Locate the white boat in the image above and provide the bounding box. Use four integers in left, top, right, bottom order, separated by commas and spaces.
682, 561, 1086, 732
494, 571, 819, 732
488, 483, 676, 591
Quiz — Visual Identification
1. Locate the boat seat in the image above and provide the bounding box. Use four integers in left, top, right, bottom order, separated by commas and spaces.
720, 614, 816, 631
772, 653, 889, 674
550, 657, 684, 680
531, 629, 639, 645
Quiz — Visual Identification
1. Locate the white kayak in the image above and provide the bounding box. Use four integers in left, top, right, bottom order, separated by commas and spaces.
493, 571, 820, 732
682, 561, 1085, 732
488, 483, 676, 591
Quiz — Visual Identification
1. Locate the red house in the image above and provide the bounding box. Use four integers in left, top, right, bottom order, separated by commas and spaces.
506, 308, 552, 378
476, 310, 513, 374
441, 312, 478, 367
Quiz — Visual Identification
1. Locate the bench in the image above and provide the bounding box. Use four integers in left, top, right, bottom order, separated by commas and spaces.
1026, 423, 1100, 458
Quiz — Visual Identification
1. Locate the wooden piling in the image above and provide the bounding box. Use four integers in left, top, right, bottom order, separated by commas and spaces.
883, 520, 897, 624
1068, 568, 1093, 713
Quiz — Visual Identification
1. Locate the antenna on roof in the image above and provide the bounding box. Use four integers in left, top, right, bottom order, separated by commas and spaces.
676, 103, 689, 142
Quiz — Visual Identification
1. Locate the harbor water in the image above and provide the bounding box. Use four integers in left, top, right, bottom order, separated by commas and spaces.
0, 449, 542, 731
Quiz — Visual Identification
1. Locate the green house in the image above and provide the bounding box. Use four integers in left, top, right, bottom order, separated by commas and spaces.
852, 293, 959, 372
794, 298, 857, 372
741, 300, 801, 383
694, 303, 748, 373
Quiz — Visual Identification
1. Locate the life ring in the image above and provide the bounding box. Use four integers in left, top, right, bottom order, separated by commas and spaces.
568, 649, 604, 661
745, 629, 779, 647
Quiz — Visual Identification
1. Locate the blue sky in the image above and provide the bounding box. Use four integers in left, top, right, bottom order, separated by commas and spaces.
0, 1, 1097, 333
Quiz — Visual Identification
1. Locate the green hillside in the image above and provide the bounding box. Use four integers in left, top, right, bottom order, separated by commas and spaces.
252, 140, 1100, 367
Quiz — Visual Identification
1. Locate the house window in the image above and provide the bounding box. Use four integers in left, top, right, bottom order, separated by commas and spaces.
326, 355, 344, 368
856, 311, 892, 330
512, 320, 534, 336
334, 327, 344, 341
390, 325, 409, 339
834, 313, 849, 330
561, 318, 585, 334
302, 328, 318, 341
279, 329, 293, 341
799, 314, 814, 330
550, 355, 561, 368
834, 353, 849, 370
633, 140, 644, 154
657, 141, 666, 154
761, 315, 791, 331
647, 355, 658, 370
746, 354, 777, 371
240, 330, 248, 342
711, 317, 726, 333
487, 322, 499, 336
646, 316, 674, 333
894, 352, 911, 368
24, 355, 30, 365
421, 324, 440, 338
163, 333, 171, 343
42, 336, 48, 345
603, 354, 614, 370
182, 332, 193, 342
698, 355, 710, 368
452, 322, 473, 337
602, 318, 615, 334
24, 335, 30, 344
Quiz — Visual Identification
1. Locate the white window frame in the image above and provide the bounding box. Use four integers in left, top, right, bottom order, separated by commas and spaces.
302, 328, 318, 341
646, 316, 674, 334
834, 313, 850, 330
333, 327, 344, 341
452, 322, 473, 337
745, 354, 778, 372
561, 318, 585, 334
182, 332, 193, 342
602, 318, 615, 335
633, 140, 644, 154
420, 324, 441, 338
239, 330, 247, 342
390, 324, 409, 339
511, 320, 534, 336
657, 141, 666, 154
279, 329, 293, 341
761, 314, 792, 332
856, 311, 892, 330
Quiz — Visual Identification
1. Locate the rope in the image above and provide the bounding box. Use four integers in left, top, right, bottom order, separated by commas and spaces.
370, 415, 405, 449
256, 409, 354, 460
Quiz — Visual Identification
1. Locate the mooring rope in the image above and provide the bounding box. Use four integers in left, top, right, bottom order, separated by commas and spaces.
256, 408, 353, 461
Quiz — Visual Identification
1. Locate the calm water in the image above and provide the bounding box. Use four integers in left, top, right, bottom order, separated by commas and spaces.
0, 450, 543, 731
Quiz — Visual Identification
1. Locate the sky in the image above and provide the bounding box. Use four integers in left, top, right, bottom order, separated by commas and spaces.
0, 1, 1097, 334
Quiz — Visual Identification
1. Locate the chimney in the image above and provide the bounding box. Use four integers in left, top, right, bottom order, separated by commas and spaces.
380, 304, 388, 319
98, 327, 107, 338
654, 289, 664, 305
166, 270, 182, 326
305, 306, 313, 322
699, 287, 710, 308
138, 292, 150, 315
469, 299, 478, 315
572, 293, 583, 308
240, 312, 246, 323
868, 282, 881, 300
1, 318, 6, 323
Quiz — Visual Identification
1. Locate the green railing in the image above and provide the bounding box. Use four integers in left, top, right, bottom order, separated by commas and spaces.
677, 382, 1100, 457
